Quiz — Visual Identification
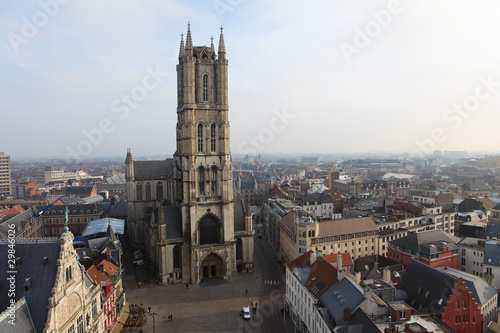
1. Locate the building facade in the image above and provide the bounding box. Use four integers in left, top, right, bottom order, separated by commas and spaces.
0, 152, 11, 197
125, 25, 254, 285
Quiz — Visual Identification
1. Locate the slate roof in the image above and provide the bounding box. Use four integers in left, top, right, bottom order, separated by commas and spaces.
163, 206, 182, 239
462, 179, 491, 191
303, 192, 334, 205
398, 260, 496, 315
297, 267, 311, 285
0, 240, 60, 333
317, 217, 378, 237
388, 229, 458, 254
0, 208, 39, 239
486, 222, 500, 239
484, 240, 500, 267
65, 186, 95, 196
320, 277, 365, 325
133, 159, 174, 181
0, 298, 35, 333
100, 197, 127, 217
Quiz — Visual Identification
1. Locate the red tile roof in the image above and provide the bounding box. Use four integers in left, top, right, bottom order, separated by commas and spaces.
87, 265, 110, 284
0, 206, 24, 220
285, 250, 312, 270
322, 253, 354, 266
306, 257, 338, 298
98, 259, 119, 277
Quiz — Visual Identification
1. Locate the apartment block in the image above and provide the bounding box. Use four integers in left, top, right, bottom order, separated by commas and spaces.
0, 152, 11, 197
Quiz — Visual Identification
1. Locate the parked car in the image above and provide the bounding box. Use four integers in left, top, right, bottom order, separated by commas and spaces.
242, 306, 251, 320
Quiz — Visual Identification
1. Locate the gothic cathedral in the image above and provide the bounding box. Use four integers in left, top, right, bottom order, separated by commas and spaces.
125, 24, 254, 285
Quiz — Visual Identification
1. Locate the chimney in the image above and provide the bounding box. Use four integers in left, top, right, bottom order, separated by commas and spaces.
310, 250, 317, 264
383, 268, 391, 284
343, 307, 352, 321
337, 254, 343, 271
355, 272, 361, 284
310, 250, 323, 264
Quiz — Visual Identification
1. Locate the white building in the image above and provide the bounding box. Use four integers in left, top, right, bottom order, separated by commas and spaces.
457, 237, 485, 277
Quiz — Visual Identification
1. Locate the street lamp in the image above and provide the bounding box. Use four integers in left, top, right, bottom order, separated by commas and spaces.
149, 312, 158, 333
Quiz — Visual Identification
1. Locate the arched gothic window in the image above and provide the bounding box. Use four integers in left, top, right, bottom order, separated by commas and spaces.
156, 182, 163, 200
210, 166, 218, 195
198, 166, 205, 195
173, 245, 181, 269
210, 124, 216, 152
197, 124, 203, 152
199, 215, 221, 245
145, 182, 151, 201
236, 238, 243, 260
136, 183, 142, 201
203, 74, 209, 102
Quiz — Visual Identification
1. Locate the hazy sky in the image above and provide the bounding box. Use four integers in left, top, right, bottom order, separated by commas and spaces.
2, 0, 500, 160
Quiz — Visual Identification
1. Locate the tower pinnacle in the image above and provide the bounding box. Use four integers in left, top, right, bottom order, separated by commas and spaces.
210, 36, 214, 53
185, 22, 193, 51
179, 33, 185, 58
218, 26, 226, 55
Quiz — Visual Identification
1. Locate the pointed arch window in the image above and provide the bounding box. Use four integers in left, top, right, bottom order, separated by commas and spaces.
198, 166, 205, 195
145, 182, 151, 201
211, 166, 218, 195
156, 182, 163, 200
210, 124, 216, 152
136, 183, 142, 201
202, 74, 209, 102
197, 124, 203, 152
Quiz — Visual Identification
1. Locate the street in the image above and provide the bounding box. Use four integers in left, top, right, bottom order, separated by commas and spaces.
254, 223, 295, 333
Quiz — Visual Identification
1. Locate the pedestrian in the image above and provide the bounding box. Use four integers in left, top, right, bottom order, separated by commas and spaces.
245, 289, 248, 295
186, 283, 189, 289
170, 314, 173, 321
148, 306, 151, 313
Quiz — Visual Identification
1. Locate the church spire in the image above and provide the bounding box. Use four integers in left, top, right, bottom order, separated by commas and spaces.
125, 148, 133, 164
185, 22, 193, 56
218, 26, 226, 56
179, 33, 185, 58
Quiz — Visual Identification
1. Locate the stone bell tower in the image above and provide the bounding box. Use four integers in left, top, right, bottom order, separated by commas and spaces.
174, 24, 237, 283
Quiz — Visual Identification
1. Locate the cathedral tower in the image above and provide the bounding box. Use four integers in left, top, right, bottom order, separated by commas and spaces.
174, 24, 242, 283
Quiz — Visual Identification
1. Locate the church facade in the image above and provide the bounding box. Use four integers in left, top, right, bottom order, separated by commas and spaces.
125, 24, 254, 285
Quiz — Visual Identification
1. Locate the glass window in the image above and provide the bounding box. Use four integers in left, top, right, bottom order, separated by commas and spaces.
136, 183, 142, 201
203, 74, 209, 102
210, 124, 216, 152
198, 124, 203, 152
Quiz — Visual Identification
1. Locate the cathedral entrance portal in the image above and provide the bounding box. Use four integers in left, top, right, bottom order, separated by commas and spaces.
200, 253, 224, 280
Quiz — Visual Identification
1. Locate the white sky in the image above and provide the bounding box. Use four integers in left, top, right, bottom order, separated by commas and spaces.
2, 0, 500, 160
